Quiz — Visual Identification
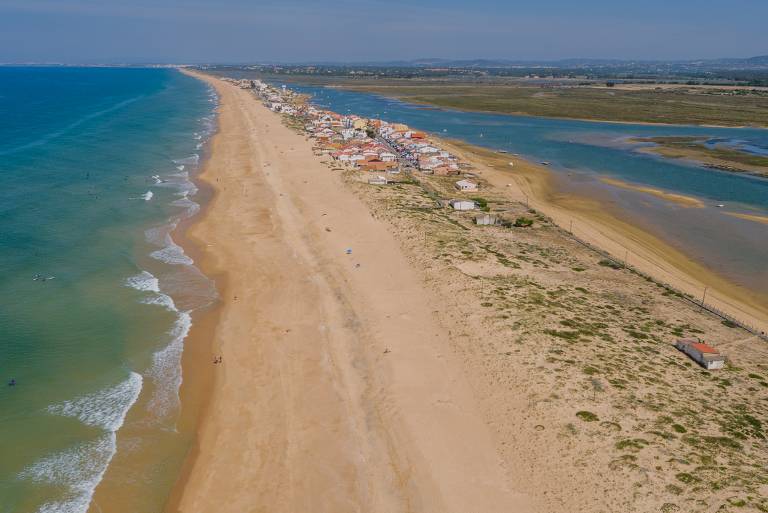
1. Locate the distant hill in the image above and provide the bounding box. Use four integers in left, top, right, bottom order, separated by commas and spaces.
306, 56, 768, 71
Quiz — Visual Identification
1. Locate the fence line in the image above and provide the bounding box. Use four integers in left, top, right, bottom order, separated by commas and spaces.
560, 219, 768, 342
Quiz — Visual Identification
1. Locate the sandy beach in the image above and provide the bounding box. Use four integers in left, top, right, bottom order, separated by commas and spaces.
164, 70, 768, 513
169, 70, 533, 513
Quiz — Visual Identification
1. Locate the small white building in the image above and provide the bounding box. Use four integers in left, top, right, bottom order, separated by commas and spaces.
449, 199, 476, 211
455, 179, 478, 192
675, 339, 726, 370
474, 214, 498, 225
380, 152, 397, 162
368, 176, 388, 185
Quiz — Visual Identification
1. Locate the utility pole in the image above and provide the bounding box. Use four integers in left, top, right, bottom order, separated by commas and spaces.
702, 286, 708, 306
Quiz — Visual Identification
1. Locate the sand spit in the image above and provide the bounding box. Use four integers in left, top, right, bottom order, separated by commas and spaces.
599, 177, 706, 208
169, 69, 533, 513
726, 212, 768, 225
167, 69, 768, 513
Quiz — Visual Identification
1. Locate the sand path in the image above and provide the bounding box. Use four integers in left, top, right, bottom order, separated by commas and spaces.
173, 72, 532, 512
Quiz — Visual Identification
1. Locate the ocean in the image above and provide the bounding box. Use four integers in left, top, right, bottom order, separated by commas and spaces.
282, 82, 768, 309
0, 67, 216, 512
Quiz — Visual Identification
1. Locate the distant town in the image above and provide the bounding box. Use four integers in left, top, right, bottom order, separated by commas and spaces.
224, 77, 488, 207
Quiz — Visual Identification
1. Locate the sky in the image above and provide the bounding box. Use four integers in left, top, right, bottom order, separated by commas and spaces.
1, 0, 766, 63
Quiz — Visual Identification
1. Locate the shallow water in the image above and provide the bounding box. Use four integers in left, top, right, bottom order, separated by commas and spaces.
0, 67, 217, 513
283, 83, 768, 302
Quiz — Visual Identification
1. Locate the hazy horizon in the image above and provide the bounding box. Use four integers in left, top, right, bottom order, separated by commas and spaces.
1, 0, 767, 64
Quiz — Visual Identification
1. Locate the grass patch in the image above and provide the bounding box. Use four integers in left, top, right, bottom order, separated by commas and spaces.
675, 472, 699, 485
544, 329, 581, 341
576, 411, 599, 422
598, 259, 623, 270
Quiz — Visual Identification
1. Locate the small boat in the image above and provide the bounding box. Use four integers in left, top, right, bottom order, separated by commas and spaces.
498, 150, 509, 154
541, 161, 551, 166
716, 204, 725, 208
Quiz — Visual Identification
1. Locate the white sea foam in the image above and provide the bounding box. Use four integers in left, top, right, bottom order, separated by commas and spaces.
176, 165, 185, 171
125, 271, 178, 312
147, 312, 191, 415
173, 154, 199, 166
125, 271, 160, 293
144, 224, 173, 247
141, 293, 177, 312
168, 171, 189, 180
171, 196, 200, 217
22, 434, 116, 513
22, 372, 143, 513
47, 372, 143, 432
150, 240, 193, 266
145, 222, 193, 265
129, 191, 154, 201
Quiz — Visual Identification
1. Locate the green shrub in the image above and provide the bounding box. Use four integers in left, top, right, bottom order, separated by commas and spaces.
514, 216, 534, 227
675, 472, 699, 484
576, 411, 599, 422
598, 259, 623, 269
615, 438, 649, 451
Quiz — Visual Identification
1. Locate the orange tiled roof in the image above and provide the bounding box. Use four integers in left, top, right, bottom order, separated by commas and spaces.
690, 343, 719, 354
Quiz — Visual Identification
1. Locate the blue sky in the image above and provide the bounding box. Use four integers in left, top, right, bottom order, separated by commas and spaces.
1, 0, 766, 63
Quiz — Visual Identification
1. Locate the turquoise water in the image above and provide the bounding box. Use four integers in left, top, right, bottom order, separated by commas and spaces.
285, 83, 768, 300
0, 68, 216, 512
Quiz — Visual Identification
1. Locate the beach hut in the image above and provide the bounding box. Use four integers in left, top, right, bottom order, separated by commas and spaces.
449, 199, 476, 211
455, 179, 478, 192
674, 338, 726, 370
474, 214, 498, 225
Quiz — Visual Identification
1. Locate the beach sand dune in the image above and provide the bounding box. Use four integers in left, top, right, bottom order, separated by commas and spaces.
172, 71, 533, 513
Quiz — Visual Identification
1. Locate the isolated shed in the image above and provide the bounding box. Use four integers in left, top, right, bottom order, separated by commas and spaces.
455, 179, 478, 192
449, 199, 476, 211
474, 214, 498, 226
675, 338, 726, 370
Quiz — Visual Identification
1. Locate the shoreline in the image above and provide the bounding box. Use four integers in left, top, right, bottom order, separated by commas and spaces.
438, 138, 768, 335
166, 69, 535, 513
156, 68, 768, 513
162, 69, 226, 513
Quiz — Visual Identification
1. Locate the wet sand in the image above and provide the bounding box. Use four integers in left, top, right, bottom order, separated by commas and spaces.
598, 177, 705, 208
167, 70, 533, 513
726, 212, 768, 225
